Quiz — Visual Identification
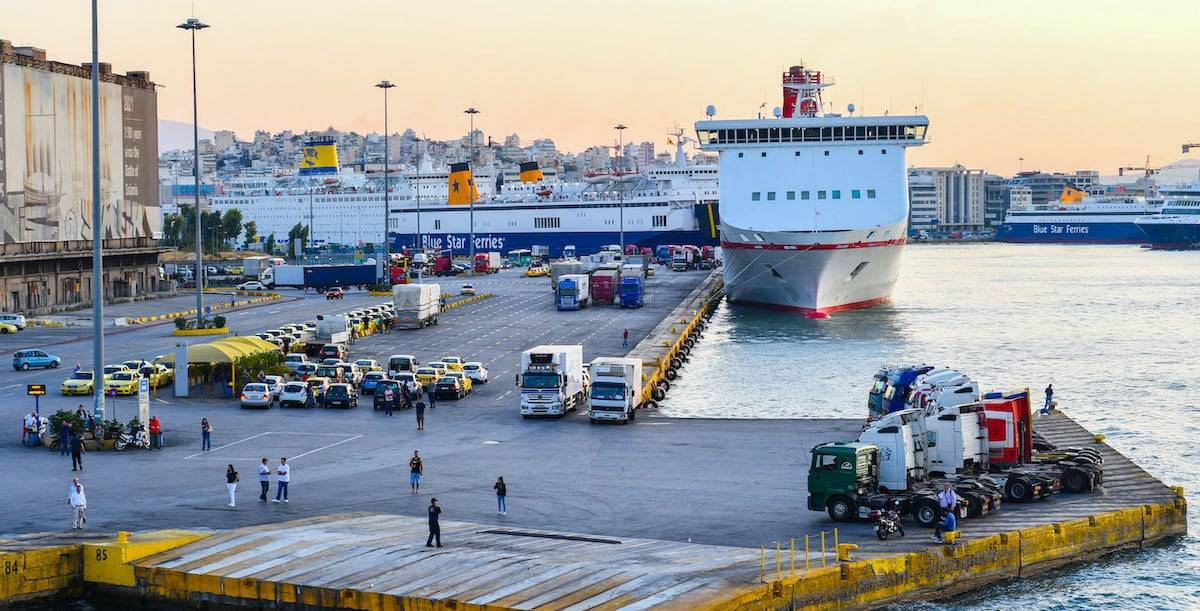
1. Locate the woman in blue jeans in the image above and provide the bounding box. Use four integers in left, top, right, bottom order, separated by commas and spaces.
201, 418, 212, 451
494, 476, 507, 515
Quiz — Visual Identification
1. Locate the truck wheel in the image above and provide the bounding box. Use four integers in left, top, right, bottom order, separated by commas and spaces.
1061, 468, 1092, 493
1005, 477, 1033, 502
827, 496, 855, 522
666, 368, 678, 380
911, 498, 939, 528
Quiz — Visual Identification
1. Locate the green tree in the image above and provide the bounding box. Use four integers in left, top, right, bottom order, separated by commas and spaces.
242, 220, 258, 250
161, 213, 182, 247
220, 209, 244, 247
287, 223, 309, 258
263, 233, 276, 255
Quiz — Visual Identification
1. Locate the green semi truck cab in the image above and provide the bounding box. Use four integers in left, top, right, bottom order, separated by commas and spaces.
807, 442, 880, 516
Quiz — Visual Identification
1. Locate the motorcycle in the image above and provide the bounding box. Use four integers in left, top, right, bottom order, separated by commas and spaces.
114, 428, 151, 452
872, 499, 906, 541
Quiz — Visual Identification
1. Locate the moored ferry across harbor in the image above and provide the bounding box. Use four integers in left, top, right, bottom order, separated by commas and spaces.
995, 186, 1162, 244
1134, 182, 1200, 249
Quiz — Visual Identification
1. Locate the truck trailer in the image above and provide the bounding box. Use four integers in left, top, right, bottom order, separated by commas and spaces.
589, 269, 618, 305
519, 345, 587, 417
587, 357, 643, 423
393, 283, 441, 329
556, 274, 590, 310
619, 276, 644, 308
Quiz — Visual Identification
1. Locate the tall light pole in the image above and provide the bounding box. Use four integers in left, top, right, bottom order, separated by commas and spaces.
89, 0, 105, 418
614, 123, 627, 255
178, 17, 209, 326
464, 107, 479, 275
375, 80, 395, 282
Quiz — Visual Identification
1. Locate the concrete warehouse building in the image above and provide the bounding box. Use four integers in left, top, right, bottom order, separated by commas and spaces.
0, 38, 166, 313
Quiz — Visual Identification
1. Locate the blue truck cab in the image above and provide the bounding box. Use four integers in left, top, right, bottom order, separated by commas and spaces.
867, 364, 934, 420
619, 276, 644, 308
556, 277, 582, 311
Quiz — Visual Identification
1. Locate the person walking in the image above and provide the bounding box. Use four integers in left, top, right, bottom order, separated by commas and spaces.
200, 418, 213, 451
494, 476, 507, 515
69, 433, 85, 472
148, 416, 162, 449
257, 458, 271, 502
225, 464, 240, 508
273, 458, 290, 503
425, 498, 443, 547
59, 421, 71, 456
68, 478, 87, 529
1043, 384, 1054, 414
427, 386, 437, 410
622, 328, 629, 348
415, 394, 426, 431
409, 450, 423, 493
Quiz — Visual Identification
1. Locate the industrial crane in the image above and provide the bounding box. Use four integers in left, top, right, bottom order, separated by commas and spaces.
1118, 155, 1160, 177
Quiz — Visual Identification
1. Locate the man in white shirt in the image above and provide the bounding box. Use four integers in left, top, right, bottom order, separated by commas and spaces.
68, 478, 87, 529
257, 458, 271, 502
938, 483, 960, 514
273, 457, 290, 503
24, 412, 39, 446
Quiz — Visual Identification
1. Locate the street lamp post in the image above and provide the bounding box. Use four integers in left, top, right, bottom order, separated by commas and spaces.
375, 80, 395, 283
178, 17, 209, 326
614, 123, 627, 255
464, 107, 479, 275
89, 0, 105, 418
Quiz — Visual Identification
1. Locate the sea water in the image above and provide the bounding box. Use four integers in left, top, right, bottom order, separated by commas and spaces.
661, 244, 1200, 609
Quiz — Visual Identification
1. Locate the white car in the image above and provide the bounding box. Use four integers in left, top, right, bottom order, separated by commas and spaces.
237, 281, 266, 291
463, 362, 489, 384
240, 383, 274, 409
0, 313, 28, 329
279, 382, 313, 408
263, 375, 285, 399
460, 284, 477, 295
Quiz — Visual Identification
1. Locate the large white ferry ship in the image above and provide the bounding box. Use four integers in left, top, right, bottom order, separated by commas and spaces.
995, 187, 1162, 244
209, 139, 720, 257
695, 64, 929, 315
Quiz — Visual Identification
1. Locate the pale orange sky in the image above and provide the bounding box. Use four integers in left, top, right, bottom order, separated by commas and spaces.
6, 0, 1199, 174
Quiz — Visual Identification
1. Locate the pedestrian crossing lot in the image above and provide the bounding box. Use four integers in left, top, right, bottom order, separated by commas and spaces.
182, 431, 361, 462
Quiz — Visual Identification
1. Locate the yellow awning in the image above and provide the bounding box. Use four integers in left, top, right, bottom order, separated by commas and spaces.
213, 336, 278, 354
157, 342, 253, 364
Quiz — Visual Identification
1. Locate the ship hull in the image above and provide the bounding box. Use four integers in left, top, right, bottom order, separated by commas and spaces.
1134, 221, 1200, 250
995, 220, 1149, 244
720, 222, 906, 314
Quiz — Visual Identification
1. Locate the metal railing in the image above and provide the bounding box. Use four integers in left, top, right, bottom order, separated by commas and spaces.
759, 528, 839, 583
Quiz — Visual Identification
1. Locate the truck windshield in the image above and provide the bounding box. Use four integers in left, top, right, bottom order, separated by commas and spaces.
590, 382, 625, 401
870, 379, 886, 395
557, 287, 577, 296
522, 373, 561, 389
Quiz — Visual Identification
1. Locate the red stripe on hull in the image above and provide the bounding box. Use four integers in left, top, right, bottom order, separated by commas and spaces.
730, 295, 893, 315
720, 238, 906, 251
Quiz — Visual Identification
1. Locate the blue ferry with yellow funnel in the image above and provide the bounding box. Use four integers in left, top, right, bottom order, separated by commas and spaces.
995, 186, 1161, 244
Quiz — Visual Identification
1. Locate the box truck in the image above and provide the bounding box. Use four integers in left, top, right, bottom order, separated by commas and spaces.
587, 357, 643, 423
315, 314, 351, 346
589, 269, 618, 305
556, 274, 590, 310
261, 264, 306, 288
519, 345, 587, 417
619, 276, 644, 308
474, 252, 501, 274
393, 283, 441, 329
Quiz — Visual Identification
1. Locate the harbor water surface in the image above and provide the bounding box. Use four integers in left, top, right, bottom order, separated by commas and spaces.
662, 243, 1199, 609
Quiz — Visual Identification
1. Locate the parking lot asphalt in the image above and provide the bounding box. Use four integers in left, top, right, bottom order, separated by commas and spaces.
0, 267, 874, 551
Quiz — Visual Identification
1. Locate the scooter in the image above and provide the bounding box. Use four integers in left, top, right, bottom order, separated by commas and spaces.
114, 428, 151, 452
872, 499, 906, 541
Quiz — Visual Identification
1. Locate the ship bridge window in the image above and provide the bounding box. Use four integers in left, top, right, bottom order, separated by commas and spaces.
761, 152, 767, 157
832, 190, 841, 200
752, 192, 761, 201
868, 189, 877, 199
787, 191, 796, 200
852, 190, 861, 199
818, 191, 827, 200
823, 151, 830, 157
652, 215, 667, 227
767, 192, 776, 201
802, 191, 811, 200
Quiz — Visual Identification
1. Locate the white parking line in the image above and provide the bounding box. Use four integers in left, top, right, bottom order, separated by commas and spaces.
184, 431, 270, 459
290, 434, 363, 460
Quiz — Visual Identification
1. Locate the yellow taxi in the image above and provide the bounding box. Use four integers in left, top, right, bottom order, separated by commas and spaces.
139, 364, 173, 388
102, 364, 130, 382
440, 356, 464, 372
525, 265, 549, 278
0, 322, 17, 334
428, 362, 449, 376
443, 370, 472, 393
104, 370, 142, 396
414, 367, 442, 388
354, 359, 382, 372
61, 371, 96, 395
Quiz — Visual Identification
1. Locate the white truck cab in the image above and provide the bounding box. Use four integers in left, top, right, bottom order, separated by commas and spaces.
587, 357, 643, 423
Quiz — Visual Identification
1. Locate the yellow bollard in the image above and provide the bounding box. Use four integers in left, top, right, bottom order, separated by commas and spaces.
834, 528, 839, 554
775, 541, 781, 580
760, 545, 765, 583
790, 538, 795, 576
820, 531, 826, 567
804, 534, 810, 575
837, 543, 859, 562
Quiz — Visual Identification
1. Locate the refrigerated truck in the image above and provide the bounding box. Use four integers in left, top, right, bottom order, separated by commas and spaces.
260, 264, 306, 288
393, 283, 441, 329
474, 252, 502, 274
590, 269, 618, 305
519, 345, 587, 417
587, 357, 643, 423
556, 274, 590, 310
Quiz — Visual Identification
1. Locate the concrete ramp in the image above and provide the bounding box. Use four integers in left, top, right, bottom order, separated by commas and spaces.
134, 513, 762, 610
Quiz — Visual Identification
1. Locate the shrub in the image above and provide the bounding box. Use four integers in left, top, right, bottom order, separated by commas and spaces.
127, 417, 143, 434
211, 315, 226, 329
367, 283, 392, 293
174, 317, 190, 330
101, 418, 123, 440
48, 409, 85, 436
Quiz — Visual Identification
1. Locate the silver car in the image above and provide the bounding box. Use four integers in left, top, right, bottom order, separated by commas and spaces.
240, 383, 273, 408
